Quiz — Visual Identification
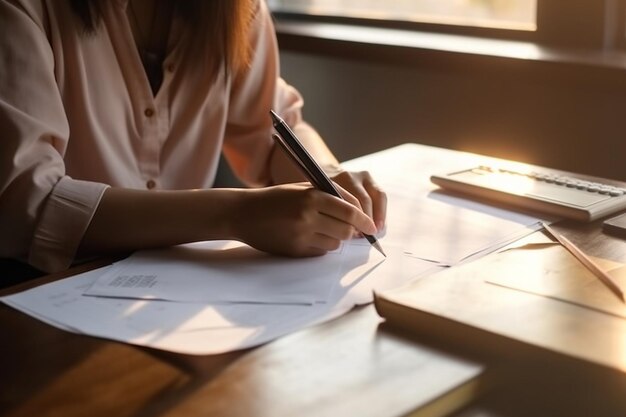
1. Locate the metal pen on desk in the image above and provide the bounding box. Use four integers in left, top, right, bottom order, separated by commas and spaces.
542, 222, 624, 303
270, 110, 386, 257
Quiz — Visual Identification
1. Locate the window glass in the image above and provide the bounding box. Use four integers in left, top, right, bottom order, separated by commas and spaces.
268, 0, 537, 31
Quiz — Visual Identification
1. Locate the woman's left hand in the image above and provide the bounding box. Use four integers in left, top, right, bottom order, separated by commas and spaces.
330, 170, 387, 233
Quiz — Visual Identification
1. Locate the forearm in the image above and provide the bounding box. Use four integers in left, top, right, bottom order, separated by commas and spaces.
78, 187, 244, 257
78, 182, 378, 261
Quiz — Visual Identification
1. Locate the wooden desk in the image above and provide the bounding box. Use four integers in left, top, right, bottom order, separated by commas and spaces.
0, 279, 484, 417
3, 222, 626, 417
2, 144, 626, 417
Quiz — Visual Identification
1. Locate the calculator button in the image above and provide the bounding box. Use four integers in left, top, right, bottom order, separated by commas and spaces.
434, 167, 622, 220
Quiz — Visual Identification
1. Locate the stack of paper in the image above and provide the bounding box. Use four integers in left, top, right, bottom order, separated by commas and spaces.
84, 240, 348, 305
2, 241, 439, 354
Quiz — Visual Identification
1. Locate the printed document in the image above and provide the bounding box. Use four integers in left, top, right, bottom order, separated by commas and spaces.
1, 243, 438, 354
84, 240, 348, 304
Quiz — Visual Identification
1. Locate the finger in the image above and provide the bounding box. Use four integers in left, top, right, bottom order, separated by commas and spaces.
336, 183, 370, 237
350, 181, 373, 220
314, 211, 357, 241
298, 246, 328, 257
333, 181, 363, 212
362, 176, 387, 231
286, 247, 326, 257
316, 193, 377, 235
332, 172, 373, 220
290, 229, 341, 255
309, 233, 343, 252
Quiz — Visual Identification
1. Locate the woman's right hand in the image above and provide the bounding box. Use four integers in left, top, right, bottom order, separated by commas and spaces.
230, 183, 377, 257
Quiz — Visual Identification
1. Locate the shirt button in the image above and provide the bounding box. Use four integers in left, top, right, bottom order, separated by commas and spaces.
144, 108, 154, 117
146, 179, 156, 189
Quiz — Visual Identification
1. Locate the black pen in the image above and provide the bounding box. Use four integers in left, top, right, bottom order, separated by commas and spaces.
270, 110, 386, 257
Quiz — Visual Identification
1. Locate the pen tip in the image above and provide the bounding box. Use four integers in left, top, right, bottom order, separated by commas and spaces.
373, 242, 386, 257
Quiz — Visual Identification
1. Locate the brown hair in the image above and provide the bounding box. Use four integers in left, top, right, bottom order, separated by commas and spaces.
69, 0, 254, 77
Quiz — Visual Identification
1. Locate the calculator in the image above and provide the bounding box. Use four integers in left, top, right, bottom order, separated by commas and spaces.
430, 166, 626, 222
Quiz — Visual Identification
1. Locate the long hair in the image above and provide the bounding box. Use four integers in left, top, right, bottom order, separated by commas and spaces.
69, 0, 254, 78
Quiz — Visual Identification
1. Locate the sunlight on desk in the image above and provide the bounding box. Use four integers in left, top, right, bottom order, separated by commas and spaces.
486, 244, 626, 318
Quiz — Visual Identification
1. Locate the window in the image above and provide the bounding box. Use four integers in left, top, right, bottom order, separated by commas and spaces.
268, 0, 537, 32
269, 0, 625, 50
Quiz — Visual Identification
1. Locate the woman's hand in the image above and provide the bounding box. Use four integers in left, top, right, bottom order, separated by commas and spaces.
231, 183, 377, 257
330, 170, 387, 233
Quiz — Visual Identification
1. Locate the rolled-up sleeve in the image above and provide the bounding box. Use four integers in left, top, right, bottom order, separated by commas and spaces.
0, 1, 107, 273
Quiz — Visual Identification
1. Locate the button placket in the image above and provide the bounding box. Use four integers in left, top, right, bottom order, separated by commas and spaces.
138, 103, 162, 185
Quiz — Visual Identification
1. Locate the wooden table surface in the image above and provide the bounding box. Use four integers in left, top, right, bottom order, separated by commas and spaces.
0, 289, 478, 417
2, 220, 626, 417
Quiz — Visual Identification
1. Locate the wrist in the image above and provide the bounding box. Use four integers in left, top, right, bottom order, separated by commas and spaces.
209, 188, 251, 242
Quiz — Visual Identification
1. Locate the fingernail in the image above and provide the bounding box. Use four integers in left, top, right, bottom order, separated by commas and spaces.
376, 220, 384, 232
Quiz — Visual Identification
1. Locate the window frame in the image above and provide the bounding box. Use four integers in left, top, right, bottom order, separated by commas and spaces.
535, 0, 624, 49
269, 0, 626, 51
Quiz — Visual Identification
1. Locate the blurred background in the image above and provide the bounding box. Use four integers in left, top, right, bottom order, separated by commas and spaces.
237, 0, 626, 184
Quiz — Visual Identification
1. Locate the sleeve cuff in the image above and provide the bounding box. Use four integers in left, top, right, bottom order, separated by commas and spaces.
28, 176, 109, 272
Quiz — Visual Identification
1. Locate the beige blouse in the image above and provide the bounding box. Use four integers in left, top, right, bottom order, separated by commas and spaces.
0, 0, 315, 272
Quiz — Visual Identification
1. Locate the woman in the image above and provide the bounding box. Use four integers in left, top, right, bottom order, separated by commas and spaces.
0, 0, 386, 273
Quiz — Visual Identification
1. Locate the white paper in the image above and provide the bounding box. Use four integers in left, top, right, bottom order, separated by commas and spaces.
2, 268, 340, 354
344, 144, 549, 265
1, 245, 437, 355
332, 242, 445, 306
378, 187, 543, 265
85, 240, 349, 305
